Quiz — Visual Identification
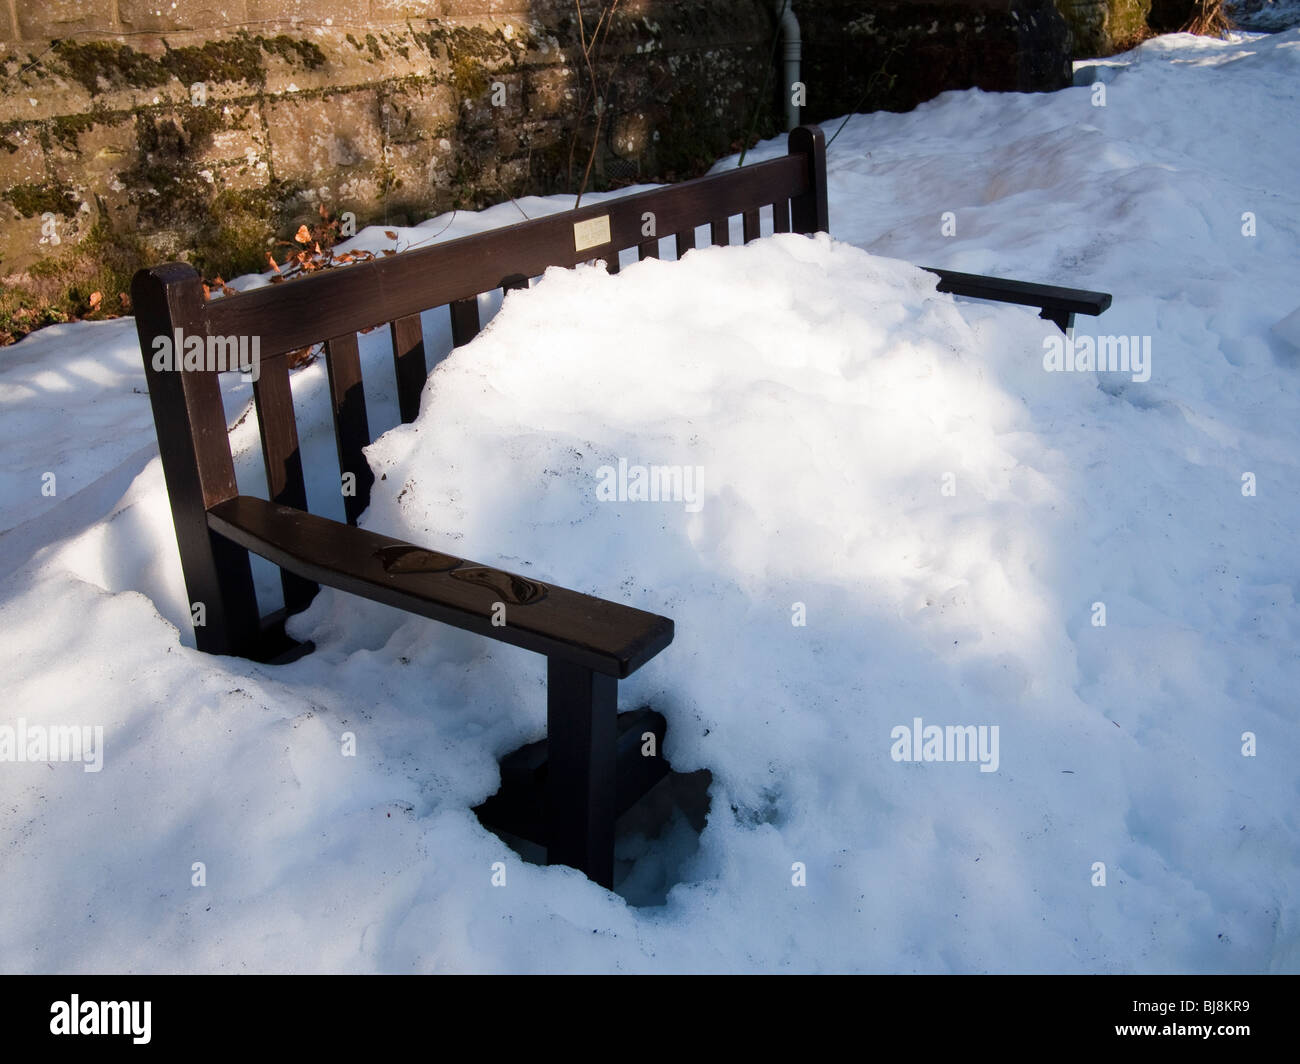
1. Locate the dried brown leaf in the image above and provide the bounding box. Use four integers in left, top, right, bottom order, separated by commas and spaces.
286, 344, 318, 369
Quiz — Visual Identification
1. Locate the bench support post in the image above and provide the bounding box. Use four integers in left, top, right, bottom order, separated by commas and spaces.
546, 658, 618, 889
133, 264, 262, 658
788, 125, 829, 236
1040, 308, 1076, 334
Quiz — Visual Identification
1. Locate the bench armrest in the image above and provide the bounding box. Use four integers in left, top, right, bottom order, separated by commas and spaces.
207, 496, 673, 678
923, 267, 1112, 333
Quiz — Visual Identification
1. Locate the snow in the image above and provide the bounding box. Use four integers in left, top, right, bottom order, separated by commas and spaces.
2, 29, 1299, 973
1228, 0, 1300, 32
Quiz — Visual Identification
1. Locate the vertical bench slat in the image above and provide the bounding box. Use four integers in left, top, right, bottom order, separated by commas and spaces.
638, 239, 660, 261
133, 264, 261, 657
675, 229, 696, 259
501, 274, 530, 293
390, 314, 426, 424
449, 298, 481, 348
251, 356, 308, 511
324, 332, 375, 525
710, 217, 731, 247
605, 253, 620, 275
772, 200, 791, 234
742, 208, 761, 244
252, 355, 317, 612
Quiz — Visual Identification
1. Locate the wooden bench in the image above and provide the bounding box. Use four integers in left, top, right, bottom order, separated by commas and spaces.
132, 124, 1109, 890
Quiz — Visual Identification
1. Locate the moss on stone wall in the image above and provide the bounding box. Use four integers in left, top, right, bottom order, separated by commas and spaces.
52, 40, 171, 95
122, 111, 216, 227
1107, 0, 1154, 48
3, 182, 78, 218
52, 32, 327, 97
48, 112, 99, 151
451, 54, 490, 99
0, 217, 159, 345
259, 35, 328, 71
191, 184, 299, 279
1054, 0, 1153, 56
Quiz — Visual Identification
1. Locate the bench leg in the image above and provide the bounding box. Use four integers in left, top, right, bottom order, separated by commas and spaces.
1040, 307, 1076, 334
546, 658, 617, 889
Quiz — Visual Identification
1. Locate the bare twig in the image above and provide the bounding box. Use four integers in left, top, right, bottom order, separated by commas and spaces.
1182, 0, 1234, 37
571, 0, 622, 207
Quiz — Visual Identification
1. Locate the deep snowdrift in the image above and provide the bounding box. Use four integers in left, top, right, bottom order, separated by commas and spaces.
1, 29, 1298, 973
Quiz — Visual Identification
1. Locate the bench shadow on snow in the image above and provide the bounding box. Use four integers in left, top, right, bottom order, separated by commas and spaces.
475, 759, 713, 908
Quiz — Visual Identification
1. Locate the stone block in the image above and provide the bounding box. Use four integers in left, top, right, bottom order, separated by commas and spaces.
439, 1, 532, 17
0, 125, 48, 190
117, 1, 251, 33
46, 111, 137, 217
246, 0, 345, 24
265, 88, 384, 187
370, 1, 448, 22
17, 1, 116, 40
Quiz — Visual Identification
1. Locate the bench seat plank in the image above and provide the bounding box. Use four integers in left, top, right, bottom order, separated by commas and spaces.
207, 495, 673, 679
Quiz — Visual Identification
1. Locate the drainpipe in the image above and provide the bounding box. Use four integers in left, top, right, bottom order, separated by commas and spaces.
774, 1, 802, 131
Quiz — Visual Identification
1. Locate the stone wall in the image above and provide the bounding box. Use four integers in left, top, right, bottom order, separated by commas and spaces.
796, 0, 1072, 123
0, 1, 778, 339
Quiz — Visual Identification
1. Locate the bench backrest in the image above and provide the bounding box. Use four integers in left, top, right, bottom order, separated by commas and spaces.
132, 126, 828, 658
